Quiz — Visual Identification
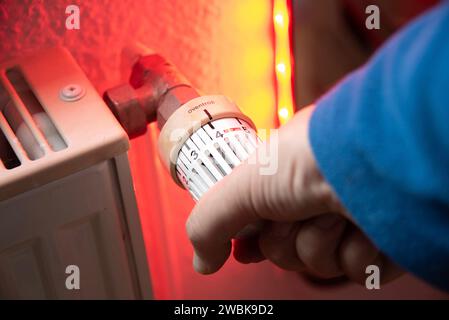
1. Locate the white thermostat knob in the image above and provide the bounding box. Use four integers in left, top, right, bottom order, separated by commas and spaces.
158, 95, 259, 201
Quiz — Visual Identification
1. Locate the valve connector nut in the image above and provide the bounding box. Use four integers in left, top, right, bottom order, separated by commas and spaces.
103, 84, 148, 138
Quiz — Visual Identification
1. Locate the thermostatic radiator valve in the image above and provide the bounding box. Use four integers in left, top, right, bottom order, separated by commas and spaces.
104, 53, 259, 201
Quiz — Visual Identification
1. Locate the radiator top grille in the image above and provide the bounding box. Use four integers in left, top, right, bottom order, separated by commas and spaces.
0, 67, 67, 171
0, 47, 129, 201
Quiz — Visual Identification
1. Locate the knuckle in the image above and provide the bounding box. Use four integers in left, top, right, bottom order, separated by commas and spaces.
339, 231, 379, 283
260, 240, 283, 264
259, 230, 291, 267
295, 226, 324, 270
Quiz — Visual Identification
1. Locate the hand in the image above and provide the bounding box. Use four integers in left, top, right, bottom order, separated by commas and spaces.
186, 105, 402, 285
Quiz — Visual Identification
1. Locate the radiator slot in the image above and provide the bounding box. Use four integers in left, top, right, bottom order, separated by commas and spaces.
5, 68, 67, 152
0, 128, 20, 169
0, 80, 44, 161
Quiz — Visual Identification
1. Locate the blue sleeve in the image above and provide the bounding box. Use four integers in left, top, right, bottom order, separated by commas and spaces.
309, 2, 449, 292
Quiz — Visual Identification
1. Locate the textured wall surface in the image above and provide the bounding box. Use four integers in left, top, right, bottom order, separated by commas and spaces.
0, 0, 275, 128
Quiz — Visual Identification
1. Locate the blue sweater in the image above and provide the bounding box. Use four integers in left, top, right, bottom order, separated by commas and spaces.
309, 2, 449, 292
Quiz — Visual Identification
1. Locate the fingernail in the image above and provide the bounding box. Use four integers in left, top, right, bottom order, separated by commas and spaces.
193, 252, 209, 274
313, 214, 341, 230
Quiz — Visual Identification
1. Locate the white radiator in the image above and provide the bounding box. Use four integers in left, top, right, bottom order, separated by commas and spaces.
0, 47, 152, 299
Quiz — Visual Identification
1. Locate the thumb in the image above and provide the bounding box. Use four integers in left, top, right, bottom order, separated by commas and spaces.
186, 154, 267, 274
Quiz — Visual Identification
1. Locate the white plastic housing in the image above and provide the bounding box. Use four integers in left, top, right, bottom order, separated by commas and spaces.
175, 117, 259, 201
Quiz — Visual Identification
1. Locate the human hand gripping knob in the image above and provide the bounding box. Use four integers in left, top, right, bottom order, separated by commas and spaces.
186, 105, 403, 285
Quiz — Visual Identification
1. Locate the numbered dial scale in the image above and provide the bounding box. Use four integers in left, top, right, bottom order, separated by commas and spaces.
158, 95, 260, 201
176, 118, 259, 201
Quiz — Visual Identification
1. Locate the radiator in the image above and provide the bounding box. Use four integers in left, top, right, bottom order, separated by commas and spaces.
0, 47, 152, 299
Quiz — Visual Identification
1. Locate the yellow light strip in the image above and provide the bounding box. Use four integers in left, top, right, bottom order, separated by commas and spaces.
273, 0, 294, 125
